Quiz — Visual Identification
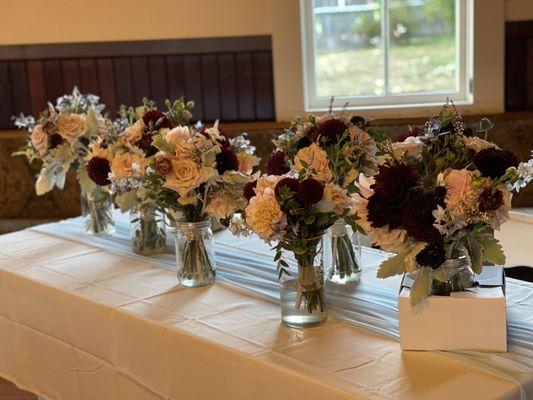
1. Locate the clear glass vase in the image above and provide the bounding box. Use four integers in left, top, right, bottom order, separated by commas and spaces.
130, 206, 167, 255
431, 256, 477, 296
280, 237, 327, 328
175, 220, 216, 287
80, 187, 115, 236
325, 219, 362, 284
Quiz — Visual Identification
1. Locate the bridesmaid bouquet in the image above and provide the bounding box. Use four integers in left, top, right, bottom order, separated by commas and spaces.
150, 122, 259, 286
353, 102, 533, 306
266, 110, 382, 283
85, 98, 194, 252
14, 88, 116, 235
14, 87, 113, 195
234, 135, 359, 326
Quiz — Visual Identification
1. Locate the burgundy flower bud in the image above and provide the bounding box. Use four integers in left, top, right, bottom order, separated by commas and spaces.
275, 177, 299, 198
216, 147, 239, 174
266, 150, 290, 175
142, 110, 171, 131
478, 188, 504, 212
155, 154, 173, 176
243, 180, 257, 201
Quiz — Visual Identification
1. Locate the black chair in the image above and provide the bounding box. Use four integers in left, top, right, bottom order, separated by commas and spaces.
505, 266, 533, 283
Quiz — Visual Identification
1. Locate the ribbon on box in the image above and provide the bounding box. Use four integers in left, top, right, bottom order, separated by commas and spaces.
400, 265, 506, 295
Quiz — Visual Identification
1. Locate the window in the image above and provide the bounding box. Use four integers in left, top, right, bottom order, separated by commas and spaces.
301, 0, 472, 110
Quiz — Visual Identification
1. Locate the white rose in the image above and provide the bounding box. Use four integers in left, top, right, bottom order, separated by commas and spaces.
56, 114, 87, 144
30, 124, 48, 156
462, 136, 496, 152
122, 121, 144, 143
111, 151, 145, 178
163, 158, 203, 197
391, 136, 423, 160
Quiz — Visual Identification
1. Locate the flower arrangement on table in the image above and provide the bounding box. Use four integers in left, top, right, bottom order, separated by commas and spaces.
232, 111, 379, 326
352, 102, 533, 306
147, 120, 259, 286
261, 109, 383, 285
14, 87, 116, 235
85, 98, 195, 254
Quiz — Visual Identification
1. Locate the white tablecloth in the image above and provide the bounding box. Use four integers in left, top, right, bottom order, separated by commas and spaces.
0, 213, 531, 400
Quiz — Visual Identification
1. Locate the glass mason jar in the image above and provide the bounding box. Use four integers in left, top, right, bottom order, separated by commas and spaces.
130, 206, 167, 255
325, 219, 362, 284
175, 220, 216, 287
431, 256, 477, 296
80, 186, 115, 236
280, 237, 327, 328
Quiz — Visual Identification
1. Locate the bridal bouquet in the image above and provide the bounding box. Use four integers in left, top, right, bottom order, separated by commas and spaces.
266, 110, 382, 284
85, 98, 195, 253
150, 121, 259, 286
235, 137, 358, 327
353, 102, 533, 306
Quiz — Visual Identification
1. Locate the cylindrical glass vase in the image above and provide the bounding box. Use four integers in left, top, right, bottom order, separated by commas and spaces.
81, 186, 115, 236
175, 220, 216, 287
325, 219, 362, 284
280, 237, 327, 328
130, 206, 167, 255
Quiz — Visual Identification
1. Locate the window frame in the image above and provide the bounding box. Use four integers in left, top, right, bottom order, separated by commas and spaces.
300, 0, 473, 111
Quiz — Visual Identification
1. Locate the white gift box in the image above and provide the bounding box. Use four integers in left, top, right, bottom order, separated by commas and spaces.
398, 266, 507, 352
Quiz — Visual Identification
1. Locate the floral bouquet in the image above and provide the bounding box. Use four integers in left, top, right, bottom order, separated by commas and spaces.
353, 102, 533, 306
14, 87, 116, 235
149, 121, 259, 286
85, 98, 195, 254
234, 136, 360, 327
266, 109, 382, 284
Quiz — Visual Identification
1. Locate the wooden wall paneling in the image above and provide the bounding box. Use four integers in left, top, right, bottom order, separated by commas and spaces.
0, 62, 13, 128
61, 59, 80, 93
235, 52, 255, 120
252, 51, 275, 120
166, 56, 186, 102
43, 59, 64, 103
506, 37, 527, 111
96, 58, 118, 117
217, 54, 238, 121
8, 61, 31, 117
130, 57, 150, 105
78, 58, 99, 95
527, 38, 533, 111
200, 54, 220, 122
113, 58, 134, 108
148, 56, 168, 107
183, 54, 204, 120
26, 60, 47, 116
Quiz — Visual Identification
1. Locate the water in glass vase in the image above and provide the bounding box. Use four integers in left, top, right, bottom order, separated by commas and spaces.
279, 237, 327, 328
325, 219, 362, 284
130, 206, 167, 255
80, 187, 115, 236
175, 220, 216, 287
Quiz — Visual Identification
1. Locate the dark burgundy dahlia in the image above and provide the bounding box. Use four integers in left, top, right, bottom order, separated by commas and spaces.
142, 110, 171, 131
366, 165, 419, 229
402, 189, 445, 243
266, 150, 290, 175
297, 178, 324, 205
49, 134, 63, 149
415, 243, 446, 269
275, 177, 299, 198
216, 147, 239, 174
317, 118, 349, 146
478, 188, 504, 212
87, 157, 111, 186
135, 133, 158, 157
243, 180, 257, 201
474, 148, 519, 179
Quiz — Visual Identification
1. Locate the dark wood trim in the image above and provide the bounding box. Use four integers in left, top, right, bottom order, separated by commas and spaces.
506, 21, 533, 38
0, 36, 272, 61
